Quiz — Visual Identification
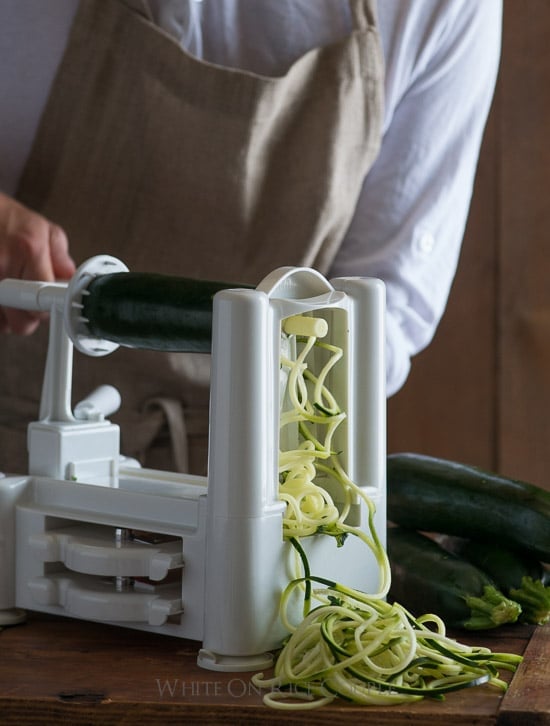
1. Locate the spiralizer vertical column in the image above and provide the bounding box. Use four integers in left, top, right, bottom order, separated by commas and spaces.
199, 288, 286, 671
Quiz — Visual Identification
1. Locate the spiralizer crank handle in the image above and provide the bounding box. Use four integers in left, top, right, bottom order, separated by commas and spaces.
0, 280, 67, 312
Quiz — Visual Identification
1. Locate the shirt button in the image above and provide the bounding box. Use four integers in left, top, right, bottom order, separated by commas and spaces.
416, 231, 435, 255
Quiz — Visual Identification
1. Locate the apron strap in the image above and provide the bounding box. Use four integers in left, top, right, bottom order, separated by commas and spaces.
118, 0, 153, 20
349, 0, 378, 31
142, 397, 190, 473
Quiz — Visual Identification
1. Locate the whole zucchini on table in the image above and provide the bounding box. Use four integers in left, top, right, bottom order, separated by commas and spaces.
387, 527, 522, 630
387, 452, 550, 563
447, 538, 550, 625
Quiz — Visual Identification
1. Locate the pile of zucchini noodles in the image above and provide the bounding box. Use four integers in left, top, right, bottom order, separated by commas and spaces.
251, 315, 522, 710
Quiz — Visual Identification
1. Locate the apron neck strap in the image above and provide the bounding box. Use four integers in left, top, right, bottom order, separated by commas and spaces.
349, 0, 377, 31
118, 0, 153, 20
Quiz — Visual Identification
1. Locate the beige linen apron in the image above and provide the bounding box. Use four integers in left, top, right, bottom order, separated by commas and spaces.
2, 0, 383, 475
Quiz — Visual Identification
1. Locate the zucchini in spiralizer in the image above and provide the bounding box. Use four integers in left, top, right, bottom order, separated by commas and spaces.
387, 527, 522, 630
387, 453, 550, 562
82, 272, 250, 352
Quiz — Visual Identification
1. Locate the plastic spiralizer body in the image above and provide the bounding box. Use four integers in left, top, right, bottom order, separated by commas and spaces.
0, 256, 386, 672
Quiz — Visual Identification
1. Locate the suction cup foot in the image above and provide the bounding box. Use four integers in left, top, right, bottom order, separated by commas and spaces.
0, 608, 26, 626
197, 648, 274, 673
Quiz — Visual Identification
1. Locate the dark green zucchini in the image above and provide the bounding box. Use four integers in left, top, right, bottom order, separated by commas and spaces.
387, 527, 522, 630
387, 453, 550, 563
82, 272, 250, 352
449, 538, 550, 625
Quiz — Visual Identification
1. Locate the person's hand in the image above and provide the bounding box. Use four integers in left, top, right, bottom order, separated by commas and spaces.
0, 192, 75, 334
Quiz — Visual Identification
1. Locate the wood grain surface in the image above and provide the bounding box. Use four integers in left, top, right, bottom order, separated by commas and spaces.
0, 613, 546, 725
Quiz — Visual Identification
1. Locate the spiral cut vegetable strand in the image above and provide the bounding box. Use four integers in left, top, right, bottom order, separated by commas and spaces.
252, 317, 522, 709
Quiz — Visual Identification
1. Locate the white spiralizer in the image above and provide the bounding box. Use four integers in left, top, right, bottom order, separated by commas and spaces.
0, 256, 385, 672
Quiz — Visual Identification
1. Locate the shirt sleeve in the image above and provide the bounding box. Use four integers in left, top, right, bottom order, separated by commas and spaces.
329, 0, 502, 396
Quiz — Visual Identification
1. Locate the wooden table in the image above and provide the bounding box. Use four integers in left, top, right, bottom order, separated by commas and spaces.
0, 613, 548, 725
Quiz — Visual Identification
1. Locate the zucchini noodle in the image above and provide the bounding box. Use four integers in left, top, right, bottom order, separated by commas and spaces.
251, 315, 522, 709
